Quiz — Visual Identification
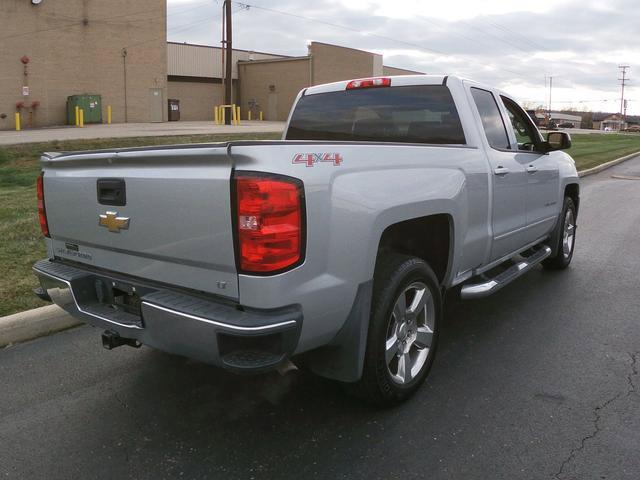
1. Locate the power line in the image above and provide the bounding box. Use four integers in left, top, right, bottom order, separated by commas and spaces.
129, 14, 221, 49
485, 20, 547, 52
234, 2, 529, 78
457, 19, 532, 54
105, 0, 216, 27
235, 2, 447, 57
413, 15, 534, 60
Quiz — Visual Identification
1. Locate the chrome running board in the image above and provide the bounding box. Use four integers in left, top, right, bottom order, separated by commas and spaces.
460, 246, 552, 300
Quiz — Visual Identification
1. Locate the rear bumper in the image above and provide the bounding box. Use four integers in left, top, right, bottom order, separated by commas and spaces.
33, 259, 302, 373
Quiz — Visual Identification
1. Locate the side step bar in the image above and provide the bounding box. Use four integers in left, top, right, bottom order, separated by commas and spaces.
460, 246, 552, 300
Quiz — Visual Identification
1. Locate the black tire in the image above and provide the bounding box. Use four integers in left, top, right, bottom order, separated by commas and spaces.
347, 253, 442, 406
542, 196, 577, 270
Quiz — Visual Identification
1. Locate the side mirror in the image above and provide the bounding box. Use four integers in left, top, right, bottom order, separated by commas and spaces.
545, 131, 571, 152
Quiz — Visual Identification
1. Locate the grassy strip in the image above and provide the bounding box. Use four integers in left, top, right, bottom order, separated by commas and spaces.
1, 132, 639, 317
565, 133, 640, 171
0, 132, 281, 317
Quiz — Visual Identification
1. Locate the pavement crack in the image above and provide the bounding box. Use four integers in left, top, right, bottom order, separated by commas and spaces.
627, 351, 639, 395
554, 352, 639, 479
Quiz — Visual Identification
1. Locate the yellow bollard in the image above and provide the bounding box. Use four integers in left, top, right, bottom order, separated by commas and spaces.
221, 107, 225, 125
248, 110, 252, 121
79, 108, 84, 128
236, 106, 241, 125
214, 106, 219, 124
15, 112, 21, 131
107, 105, 112, 125
259, 111, 263, 121
75, 106, 80, 127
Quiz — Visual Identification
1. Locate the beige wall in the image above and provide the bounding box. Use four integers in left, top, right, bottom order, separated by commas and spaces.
167, 79, 232, 121
309, 42, 378, 86
235, 43, 426, 122
238, 43, 384, 121
0, 0, 167, 130
383, 66, 424, 76
238, 58, 311, 121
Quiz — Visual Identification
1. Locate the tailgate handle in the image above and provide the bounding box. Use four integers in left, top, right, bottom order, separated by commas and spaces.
97, 178, 126, 206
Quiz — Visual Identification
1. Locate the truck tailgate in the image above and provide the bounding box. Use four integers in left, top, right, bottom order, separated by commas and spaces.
42, 145, 238, 299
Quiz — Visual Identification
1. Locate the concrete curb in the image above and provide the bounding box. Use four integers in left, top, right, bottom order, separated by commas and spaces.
578, 151, 640, 178
2, 150, 639, 349
0, 305, 82, 348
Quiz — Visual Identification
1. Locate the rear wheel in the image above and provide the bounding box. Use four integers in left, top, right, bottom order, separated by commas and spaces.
348, 253, 441, 406
543, 196, 577, 270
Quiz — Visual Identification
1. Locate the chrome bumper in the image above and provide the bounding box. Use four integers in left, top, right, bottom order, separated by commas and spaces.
33, 259, 302, 373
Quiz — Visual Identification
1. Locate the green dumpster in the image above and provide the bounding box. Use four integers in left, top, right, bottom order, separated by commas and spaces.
67, 95, 102, 125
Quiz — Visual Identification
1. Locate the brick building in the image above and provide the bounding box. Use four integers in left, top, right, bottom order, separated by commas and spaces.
0, 0, 167, 129
0, 0, 421, 129
236, 42, 423, 121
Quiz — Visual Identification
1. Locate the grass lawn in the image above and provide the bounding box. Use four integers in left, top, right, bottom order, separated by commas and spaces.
0, 131, 639, 317
566, 132, 640, 171
0, 132, 281, 317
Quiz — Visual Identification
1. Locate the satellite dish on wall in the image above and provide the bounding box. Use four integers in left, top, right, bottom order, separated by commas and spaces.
31, 0, 44, 5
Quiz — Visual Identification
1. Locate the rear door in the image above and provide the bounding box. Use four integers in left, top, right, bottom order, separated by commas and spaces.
42, 145, 238, 299
468, 86, 529, 261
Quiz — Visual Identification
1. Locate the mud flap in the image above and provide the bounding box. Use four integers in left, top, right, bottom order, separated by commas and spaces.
306, 280, 373, 382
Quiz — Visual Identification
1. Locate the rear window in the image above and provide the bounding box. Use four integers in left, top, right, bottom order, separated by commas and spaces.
285, 85, 466, 145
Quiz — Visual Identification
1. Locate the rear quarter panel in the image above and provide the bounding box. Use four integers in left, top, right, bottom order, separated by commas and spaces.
230, 142, 490, 351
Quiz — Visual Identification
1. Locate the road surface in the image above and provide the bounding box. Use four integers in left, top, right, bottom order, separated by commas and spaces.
1, 157, 639, 480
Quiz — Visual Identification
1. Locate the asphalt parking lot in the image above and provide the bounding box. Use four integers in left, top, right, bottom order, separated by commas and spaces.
1, 158, 639, 480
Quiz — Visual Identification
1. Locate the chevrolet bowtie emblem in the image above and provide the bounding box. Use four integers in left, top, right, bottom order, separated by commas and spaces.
99, 211, 130, 233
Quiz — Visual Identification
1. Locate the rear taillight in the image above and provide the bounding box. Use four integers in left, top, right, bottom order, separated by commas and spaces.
346, 77, 392, 90
36, 172, 50, 237
234, 173, 305, 274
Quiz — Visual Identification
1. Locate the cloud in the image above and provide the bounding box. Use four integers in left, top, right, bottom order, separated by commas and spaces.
167, 0, 639, 114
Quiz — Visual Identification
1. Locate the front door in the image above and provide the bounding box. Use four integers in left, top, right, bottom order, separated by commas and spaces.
150, 88, 164, 123
500, 96, 560, 241
469, 86, 529, 261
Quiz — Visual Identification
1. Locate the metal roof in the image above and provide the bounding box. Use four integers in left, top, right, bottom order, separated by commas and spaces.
167, 42, 286, 79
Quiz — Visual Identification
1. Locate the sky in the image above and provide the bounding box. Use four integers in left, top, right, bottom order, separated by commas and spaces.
166, 0, 639, 115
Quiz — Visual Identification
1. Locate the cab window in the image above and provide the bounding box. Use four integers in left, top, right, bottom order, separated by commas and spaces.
470, 87, 511, 150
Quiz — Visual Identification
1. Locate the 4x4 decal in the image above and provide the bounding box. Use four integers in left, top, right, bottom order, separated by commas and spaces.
292, 152, 343, 167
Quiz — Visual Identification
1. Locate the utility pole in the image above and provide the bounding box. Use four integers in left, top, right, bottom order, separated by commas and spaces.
223, 0, 233, 125
548, 75, 553, 123
618, 65, 630, 123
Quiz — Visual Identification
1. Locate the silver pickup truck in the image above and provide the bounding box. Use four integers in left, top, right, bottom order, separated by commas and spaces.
33, 75, 579, 405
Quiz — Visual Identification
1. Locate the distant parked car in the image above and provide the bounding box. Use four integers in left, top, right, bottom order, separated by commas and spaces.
623, 125, 640, 133
558, 122, 574, 128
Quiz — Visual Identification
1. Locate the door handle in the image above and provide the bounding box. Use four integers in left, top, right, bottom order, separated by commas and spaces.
493, 166, 510, 176
526, 165, 538, 174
